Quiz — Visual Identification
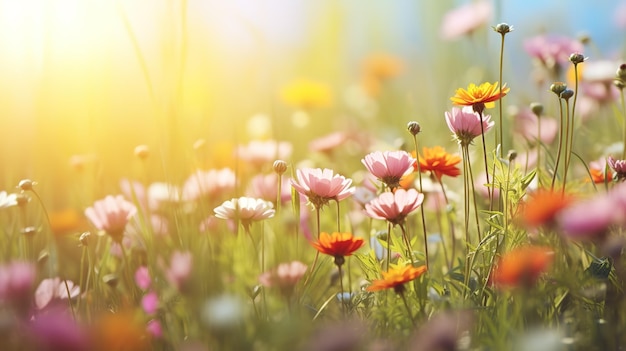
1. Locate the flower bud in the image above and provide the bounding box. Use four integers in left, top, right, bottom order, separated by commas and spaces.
617, 64, 626, 82
273, 160, 287, 175
493, 23, 513, 34
407, 121, 421, 136
615, 79, 625, 90
530, 102, 543, 117
560, 89, 574, 100
577, 32, 591, 45
18, 179, 34, 191
79, 232, 91, 246
134, 145, 150, 160
550, 82, 567, 96
507, 150, 518, 162
569, 52, 586, 65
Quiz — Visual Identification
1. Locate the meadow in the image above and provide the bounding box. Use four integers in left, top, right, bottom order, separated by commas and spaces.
1, 1, 626, 350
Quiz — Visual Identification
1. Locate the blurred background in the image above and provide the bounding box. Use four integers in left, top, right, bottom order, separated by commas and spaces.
0, 0, 624, 208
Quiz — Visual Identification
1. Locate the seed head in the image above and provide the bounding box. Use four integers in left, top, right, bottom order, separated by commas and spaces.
407, 121, 421, 136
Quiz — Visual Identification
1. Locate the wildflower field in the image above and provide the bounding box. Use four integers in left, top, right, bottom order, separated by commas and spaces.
2, 1, 626, 350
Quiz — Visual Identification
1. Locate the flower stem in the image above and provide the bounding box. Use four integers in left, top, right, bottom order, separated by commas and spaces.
411, 134, 430, 269
399, 289, 416, 327
561, 99, 572, 196
551, 98, 565, 190
478, 110, 492, 204
621, 89, 626, 160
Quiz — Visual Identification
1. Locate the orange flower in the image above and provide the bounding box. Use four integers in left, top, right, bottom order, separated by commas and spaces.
92, 311, 150, 351
521, 189, 574, 228
450, 82, 510, 111
311, 232, 364, 264
366, 263, 427, 293
49, 208, 88, 236
588, 160, 612, 184
491, 246, 554, 288
417, 146, 462, 180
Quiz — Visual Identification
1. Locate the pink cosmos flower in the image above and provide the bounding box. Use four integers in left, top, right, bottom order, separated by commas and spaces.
84, 195, 137, 242
35, 278, 81, 310
258, 261, 308, 296
291, 168, 354, 209
362, 150, 416, 189
165, 251, 193, 291
147, 320, 163, 338
246, 173, 292, 204
27, 311, 90, 351
364, 188, 424, 225
214, 197, 275, 230
182, 168, 236, 202
142, 291, 159, 315
236, 140, 293, 168
0, 261, 35, 307
440, 1, 492, 40
445, 106, 494, 147
308, 131, 349, 153
523, 34, 584, 68
135, 266, 151, 290
513, 107, 558, 145
608, 156, 626, 181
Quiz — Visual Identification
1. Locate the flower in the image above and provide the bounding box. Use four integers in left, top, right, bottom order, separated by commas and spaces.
308, 131, 349, 153
291, 168, 354, 209
0, 190, 17, 209
364, 188, 424, 225
246, 173, 291, 204
213, 197, 275, 229
440, 0, 492, 40
0, 261, 35, 309
135, 266, 151, 290
450, 82, 509, 111
93, 311, 150, 351
27, 310, 90, 351
366, 263, 427, 293
445, 106, 494, 147
35, 277, 81, 310
588, 158, 612, 184
84, 195, 137, 243
417, 146, 462, 180
608, 156, 626, 181
236, 140, 293, 169
521, 189, 574, 228
142, 291, 159, 315
182, 168, 236, 202
310, 232, 364, 265
280, 79, 332, 109
524, 34, 584, 68
165, 251, 193, 291
491, 246, 554, 288
361, 151, 416, 189
513, 107, 558, 145
258, 261, 308, 296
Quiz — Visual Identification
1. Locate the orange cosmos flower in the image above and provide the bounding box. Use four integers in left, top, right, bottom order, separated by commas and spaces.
366, 263, 427, 293
588, 159, 612, 184
416, 146, 462, 180
491, 246, 554, 288
450, 82, 510, 111
311, 232, 364, 265
521, 189, 574, 228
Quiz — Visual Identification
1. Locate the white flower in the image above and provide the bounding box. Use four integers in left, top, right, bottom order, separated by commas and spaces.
214, 197, 275, 223
0, 191, 17, 209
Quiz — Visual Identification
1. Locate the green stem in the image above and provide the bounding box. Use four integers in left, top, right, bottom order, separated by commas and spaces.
551, 98, 565, 190
411, 135, 430, 269
561, 99, 572, 196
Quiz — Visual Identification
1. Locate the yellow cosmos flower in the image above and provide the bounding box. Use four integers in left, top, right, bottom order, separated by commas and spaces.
450, 81, 510, 110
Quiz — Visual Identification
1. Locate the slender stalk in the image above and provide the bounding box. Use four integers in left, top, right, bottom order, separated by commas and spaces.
561, 99, 572, 196
399, 289, 417, 327
63, 279, 77, 321
461, 146, 472, 296
276, 174, 283, 215
477, 109, 492, 203
621, 89, 626, 160
551, 98, 565, 190
386, 222, 392, 272
497, 34, 506, 154
336, 200, 341, 232
399, 224, 413, 264
411, 134, 430, 269
436, 176, 454, 270
337, 264, 346, 317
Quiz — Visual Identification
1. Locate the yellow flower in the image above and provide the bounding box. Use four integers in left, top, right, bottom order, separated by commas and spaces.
450, 82, 509, 110
280, 79, 332, 109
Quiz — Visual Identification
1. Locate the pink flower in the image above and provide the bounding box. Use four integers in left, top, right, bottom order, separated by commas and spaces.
35, 278, 80, 310
362, 151, 416, 189
214, 197, 275, 229
84, 195, 137, 242
615, 1, 626, 29
513, 107, 558, 145
258, 261, 308, 296
146, 320, 163, 338
291, 168, 354, 209
165, 251, 193, 291
27, 310, 90, 351
135, 266, 151, 290
142, 291, 159, 315
608, 155, 626, 181
445, 106, 494, 147
308, 132, 349, 153
182, 168, 236, 202
524, 34, 583, 68
246, 173, 291, 204
364, 188, 424, 225
440, 1, 492, 40
0, 261, 35, 307
236, 140, 292, 168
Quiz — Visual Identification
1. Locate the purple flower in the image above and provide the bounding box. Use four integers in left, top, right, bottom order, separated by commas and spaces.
608, 156, 626, 181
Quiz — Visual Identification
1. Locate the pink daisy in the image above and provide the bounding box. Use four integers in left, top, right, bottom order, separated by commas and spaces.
362, 150, 416, 189
445, 106, 494, 147
364, 188, 424, 225
291, 168, 354, 209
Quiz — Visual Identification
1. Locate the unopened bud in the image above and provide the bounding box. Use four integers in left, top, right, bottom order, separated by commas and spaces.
617, 64, 626, 82
79, 232, 91, 246
273, 160, 287, 175
550, 82, 567, 96
507, 150, 518, 162
560, 89, 574, 100
569, 53, 586, 65
615, 79, 625, 90
577, 32, 591, 45
530, 102, 543, 117
134, 145, 150, 160
407, 121, 421, 136
18, 179, 34, 191
493, 23, 513, 34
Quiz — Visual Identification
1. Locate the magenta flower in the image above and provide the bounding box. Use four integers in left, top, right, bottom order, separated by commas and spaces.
608, 156, 626, 181
445, 106, 494, 147
84, 195, 137, 243
362, 151, 416, 189
35, 278, 81, 310
259, 261, 308, 296
291, 168, 354, 209
135, 266, 151, 290
364, 188, 424, 225
182, 168, 236, 202
523, 34, 583, 68
558, 196, 617, 240
165, 251, 193, 291
142, 291, 159, 315
440, 0, 492, 40
27, 311, 90, 351
146, 320, 163, 338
